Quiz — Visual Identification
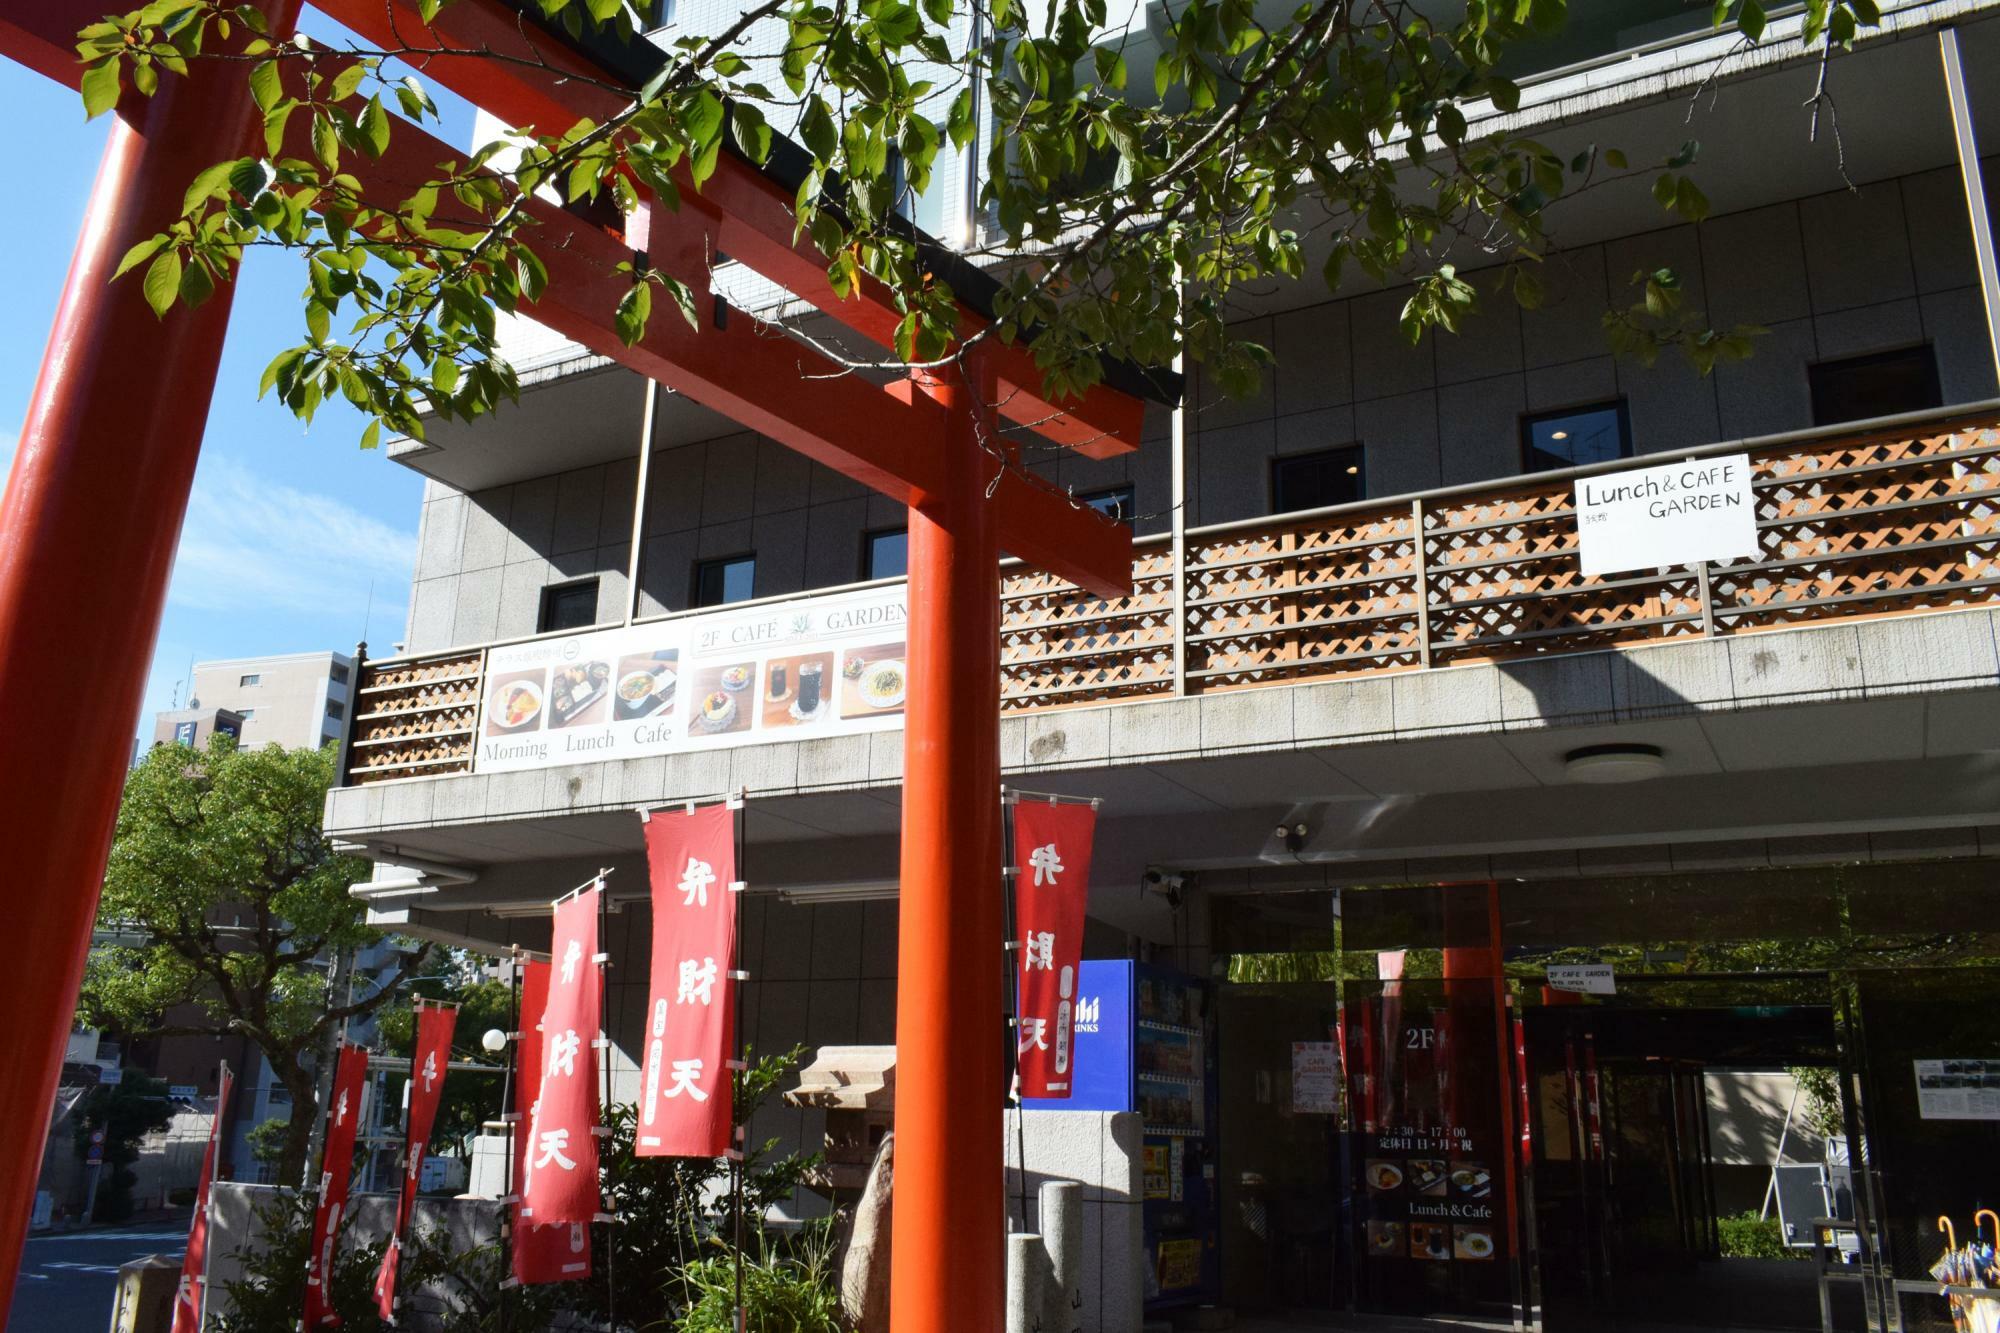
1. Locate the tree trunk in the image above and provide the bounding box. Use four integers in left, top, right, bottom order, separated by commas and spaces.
275, 1058, 321, 1186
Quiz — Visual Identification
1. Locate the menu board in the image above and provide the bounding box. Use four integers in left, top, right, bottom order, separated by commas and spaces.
1914, 1059, 2000, 1120
1360, 1127, 1500, 1265
475, 586, 909, 773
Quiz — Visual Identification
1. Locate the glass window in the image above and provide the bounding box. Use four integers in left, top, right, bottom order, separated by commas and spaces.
1271, 445, 1364, 514
1081, 484, 1136, 529
864, 529, 908, 580
1809, 345, 1942, 426
538, 579, 600, 633
239, 673, 261, 687
329, 663, 349, 686
1522, 401, 1631, 472
325, 699, 345, 722
693, 555, 756, 607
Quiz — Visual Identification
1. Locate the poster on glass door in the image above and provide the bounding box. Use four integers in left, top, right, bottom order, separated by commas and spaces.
475, 584, 910, 773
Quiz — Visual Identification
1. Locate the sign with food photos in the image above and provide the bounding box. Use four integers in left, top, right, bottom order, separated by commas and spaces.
474, 584, 909, 773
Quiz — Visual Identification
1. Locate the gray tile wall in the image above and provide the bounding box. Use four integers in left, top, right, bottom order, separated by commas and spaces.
403, 159, 2000, 654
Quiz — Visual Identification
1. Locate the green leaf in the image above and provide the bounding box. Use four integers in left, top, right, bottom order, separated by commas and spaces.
80, 60, 120, 120
262, 99, 296, 157
112, 234, 170, 280
312, 112, 339, 171
1737, 0, 1766, 41
614, 280, 652, 346
182, 158, 245, 216
249, 59, 282, 113
330, 62, 368, 103
142, 250, 183, 318
359, 419, 381, 450
178, 257, 215, 309
358, 96, 391, 158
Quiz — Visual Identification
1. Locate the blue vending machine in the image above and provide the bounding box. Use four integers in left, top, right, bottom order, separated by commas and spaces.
1026, 959, 1220, 1311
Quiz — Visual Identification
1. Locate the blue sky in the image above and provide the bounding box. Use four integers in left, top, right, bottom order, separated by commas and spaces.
0, 29, 474, 742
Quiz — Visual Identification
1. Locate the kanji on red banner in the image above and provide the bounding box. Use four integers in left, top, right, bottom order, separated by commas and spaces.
303, 1043, 369, 1328
170, 1063, 232, 1333
1012, 799, 1096, 1098
374, 1003, 459, 1319
521, 887, 603, 1228
511, 961, 592, 1286
637, 803, 738, 1157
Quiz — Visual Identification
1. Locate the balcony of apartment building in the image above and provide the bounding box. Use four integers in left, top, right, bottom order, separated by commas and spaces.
325, 4, 2000, 932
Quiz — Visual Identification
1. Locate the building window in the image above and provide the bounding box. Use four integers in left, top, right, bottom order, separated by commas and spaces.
325, 699, 345, 722
1081, 484, 1137, 529
651, 0, 674, 24
864, 529, 909, 580
1809, 345, 1942, 426
239, 673, 261, 687
1271, 445, 1365, 514
538, 579, 600, 633
693, 555, 756, 608
329, 663, 349, 686
1522, 401, 1631, 472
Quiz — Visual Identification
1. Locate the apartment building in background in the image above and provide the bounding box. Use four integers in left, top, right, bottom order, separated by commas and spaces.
315, 4, 2000, 1330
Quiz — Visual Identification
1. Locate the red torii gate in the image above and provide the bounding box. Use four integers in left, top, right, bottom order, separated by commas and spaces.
0, 3, 1159, 1327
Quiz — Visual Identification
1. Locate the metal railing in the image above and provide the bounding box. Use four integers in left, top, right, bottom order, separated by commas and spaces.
343, 404, 2000, 785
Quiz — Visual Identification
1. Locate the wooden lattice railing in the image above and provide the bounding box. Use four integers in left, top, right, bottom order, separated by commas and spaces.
342, 411, 2000, 785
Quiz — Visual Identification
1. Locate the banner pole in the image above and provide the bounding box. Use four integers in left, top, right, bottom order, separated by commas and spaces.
1000, 788, 1028, 1235
197, 1057, 227, 1333
597, 882, 615, 1332
732, 789, 748, 1333
501, 956, 518, 1333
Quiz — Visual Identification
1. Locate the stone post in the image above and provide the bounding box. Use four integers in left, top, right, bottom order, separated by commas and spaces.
1040, 1181, 1083, 1333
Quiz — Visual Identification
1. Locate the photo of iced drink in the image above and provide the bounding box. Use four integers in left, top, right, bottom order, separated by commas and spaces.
770, 662, 789, 700
798, 660, 824, 715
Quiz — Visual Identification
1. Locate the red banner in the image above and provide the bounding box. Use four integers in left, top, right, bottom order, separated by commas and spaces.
511, 960, 592, 1286
373, 1003, 459, 1319
303, 1043, 369, 1328
170, 1063, 233, 1333
1012, 799, 1096, 1098
521, 887, 603, 1227
637, 803, 738, 1157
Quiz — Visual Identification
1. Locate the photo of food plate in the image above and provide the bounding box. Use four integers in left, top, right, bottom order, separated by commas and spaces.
1408, 1158, 1448, 1197
549, 660, 612, 729
1454, 1226, 1495, 1260
1449, 1163, 1492, 1199
686, 662, 755, 736
839, 642, 908, 720
483, 669, 547, 736
1365, 1221, 1404, 1256
1363, 1159, 1403, 1194
614, 651, 679, 721
758, 651, 835, 730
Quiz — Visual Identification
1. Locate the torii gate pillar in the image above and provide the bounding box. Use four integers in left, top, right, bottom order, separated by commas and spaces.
894, 357, 1008, 1333
0, 0, 301, 1300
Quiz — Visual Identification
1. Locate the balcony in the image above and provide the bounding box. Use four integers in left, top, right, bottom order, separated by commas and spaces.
341, 405, 2000, 788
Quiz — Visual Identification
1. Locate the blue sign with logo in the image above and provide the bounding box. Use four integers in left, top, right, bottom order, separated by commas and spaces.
1024, 958, 1132, 1112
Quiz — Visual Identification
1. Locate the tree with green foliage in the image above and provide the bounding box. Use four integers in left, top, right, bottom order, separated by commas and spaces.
79, 738, 429, 1184
75, 0, 1873, 442
71, 1074, 177, 1223
374, 949, 514, 1164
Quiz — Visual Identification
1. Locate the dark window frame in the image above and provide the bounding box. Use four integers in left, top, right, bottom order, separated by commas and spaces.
1807, 343, 1943, 427
1270, 443, 1366, 515
691, 554, 757, 608
1519, 399, 1633, 474
1079, 483, 1137, 529
862, 527, 909, 581
537, 578, 602, 634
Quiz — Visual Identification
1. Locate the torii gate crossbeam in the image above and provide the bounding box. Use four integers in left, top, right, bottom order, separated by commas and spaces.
0, 3, 1163, 1328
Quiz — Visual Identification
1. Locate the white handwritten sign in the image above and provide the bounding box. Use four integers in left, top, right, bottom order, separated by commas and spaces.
1574, 454, 1757, 577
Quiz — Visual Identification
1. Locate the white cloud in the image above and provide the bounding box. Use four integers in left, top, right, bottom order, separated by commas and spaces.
168, 456, 416, 637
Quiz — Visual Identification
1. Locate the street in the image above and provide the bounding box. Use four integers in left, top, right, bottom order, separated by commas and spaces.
10, 1221, 186, 1331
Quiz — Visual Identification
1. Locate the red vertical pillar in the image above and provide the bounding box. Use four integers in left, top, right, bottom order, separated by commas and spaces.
1439, 882, 1523, 1299
892, 353, 1005, 1333
0, 3, 297, 1300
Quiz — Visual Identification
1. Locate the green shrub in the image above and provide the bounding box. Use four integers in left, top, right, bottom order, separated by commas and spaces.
678, 1223, 845, 1333
1719, 1211, 1798, 1261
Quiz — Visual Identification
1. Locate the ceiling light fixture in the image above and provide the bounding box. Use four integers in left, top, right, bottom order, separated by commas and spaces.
1563, 743, 1666, 784
1551, 430, 1570, 440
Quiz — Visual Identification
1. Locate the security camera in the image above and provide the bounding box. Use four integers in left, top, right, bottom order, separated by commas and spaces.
1141, 867, 1187, 907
